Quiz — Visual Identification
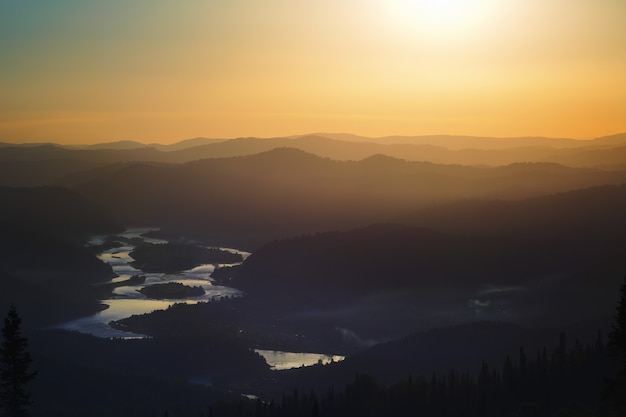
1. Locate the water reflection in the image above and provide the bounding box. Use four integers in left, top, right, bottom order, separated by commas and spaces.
58, 228, 247, 338
66, 229, 348, 370
255, 349, 345, 370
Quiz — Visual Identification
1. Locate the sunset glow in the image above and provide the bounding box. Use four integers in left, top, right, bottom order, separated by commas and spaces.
385, 0, 498, 39
1, 0, 624, 144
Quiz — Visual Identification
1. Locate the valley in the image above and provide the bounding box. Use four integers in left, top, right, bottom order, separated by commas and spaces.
1, 134, 625, 415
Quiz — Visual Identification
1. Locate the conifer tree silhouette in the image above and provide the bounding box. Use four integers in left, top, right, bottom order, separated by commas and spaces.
0, 305, 36, 417
607, 274, 626, 416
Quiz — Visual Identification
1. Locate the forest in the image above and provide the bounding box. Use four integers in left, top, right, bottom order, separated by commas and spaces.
210, 331, 615, 417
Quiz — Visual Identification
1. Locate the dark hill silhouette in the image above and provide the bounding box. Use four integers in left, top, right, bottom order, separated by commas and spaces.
0, 144, 169, 186
544, 144, 626, 168
0, 143, 168, 163
315, 133, 581, 148
273, 321, 555, 391
28, 329, 264, 416
331, 319, 609, 382
0, 186, 118, 239
2, 133, 626, 186
150, 136, 226, 151
343, 322, 530, 377
399, 185, 626, 326
253, 319, 613, 416
321, 132, 626, 149
0, 143, 70, 160
69, 148, 626, 247
75, 140, 149, 150
403, 184, 626, 243
228, 180, 626, 343
588, 132, 626, 147
234, 223, 559, 294
165, 137, 304, 161
0, 158, 97, 187
126, 133, 626, 167
0, 186, 119, 325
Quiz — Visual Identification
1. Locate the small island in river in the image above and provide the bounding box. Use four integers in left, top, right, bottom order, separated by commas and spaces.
210, 264, 241, 284
138, 282, 205, 299
130, 242, 243, 273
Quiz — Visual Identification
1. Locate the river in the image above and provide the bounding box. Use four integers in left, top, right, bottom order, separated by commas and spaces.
57, 228, 345, 369
58, 228, 246, 338
254, 349, 344, 370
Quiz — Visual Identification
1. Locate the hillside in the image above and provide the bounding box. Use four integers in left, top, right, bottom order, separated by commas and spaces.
403, 184, 626, 242
228, 185, 626, 347
2, 133, 626, 186
68, 149, 626, 247
0, 186, 119, 325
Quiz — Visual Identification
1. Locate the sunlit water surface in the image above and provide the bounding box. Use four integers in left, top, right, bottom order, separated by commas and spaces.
58, 228, 246, 338
254, 350, 345, 370
58, 229, 345, 370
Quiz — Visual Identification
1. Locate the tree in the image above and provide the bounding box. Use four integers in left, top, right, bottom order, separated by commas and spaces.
607, 274, 626, 416
0, 305, 36, 417
609, 275, 626, 358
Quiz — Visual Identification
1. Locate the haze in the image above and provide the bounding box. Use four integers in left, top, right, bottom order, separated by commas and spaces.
1, 0, 625, 144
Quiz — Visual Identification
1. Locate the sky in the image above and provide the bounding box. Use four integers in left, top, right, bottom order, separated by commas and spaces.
1, 0, 625, 144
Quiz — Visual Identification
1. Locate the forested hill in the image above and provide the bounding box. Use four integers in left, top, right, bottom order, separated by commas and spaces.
69, 149, 626, 247
233, 193, 626, 346
213, 327, 614, 417
2, 133, 626, 187
234, 223, 563, 293
404, 183, 626, 242
0, 186, 118, 239
0, 186, 119, 325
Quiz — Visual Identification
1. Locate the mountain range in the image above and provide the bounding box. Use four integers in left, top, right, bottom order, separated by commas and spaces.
2, 132, 626, 187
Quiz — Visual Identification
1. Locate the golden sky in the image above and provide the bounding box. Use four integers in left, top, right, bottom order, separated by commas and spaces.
1, 0, 625, 144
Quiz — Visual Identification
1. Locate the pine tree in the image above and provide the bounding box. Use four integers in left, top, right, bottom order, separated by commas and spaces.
607, 274, 626, 416
608, 274, 626, 359
0, 305, 36, 417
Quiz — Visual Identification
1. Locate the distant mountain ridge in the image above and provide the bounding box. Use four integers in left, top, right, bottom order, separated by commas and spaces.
4, 132, 626, 151
313, 133, 582, 149
68, 137, 227, 151
2, 133, 626, 187
66, 148, 626, 246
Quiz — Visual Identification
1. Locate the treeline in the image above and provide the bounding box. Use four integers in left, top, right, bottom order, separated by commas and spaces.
210, 332, 614, 417
139, 282, 205, 299
130, 242, 243, 274
110, 298, 245, 339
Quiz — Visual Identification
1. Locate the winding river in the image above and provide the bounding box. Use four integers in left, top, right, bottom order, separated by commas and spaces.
58, 228, 246, 338
57, 228, 345, 369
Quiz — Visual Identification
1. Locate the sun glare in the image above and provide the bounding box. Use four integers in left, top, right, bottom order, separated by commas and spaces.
386, 0, 497, 40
